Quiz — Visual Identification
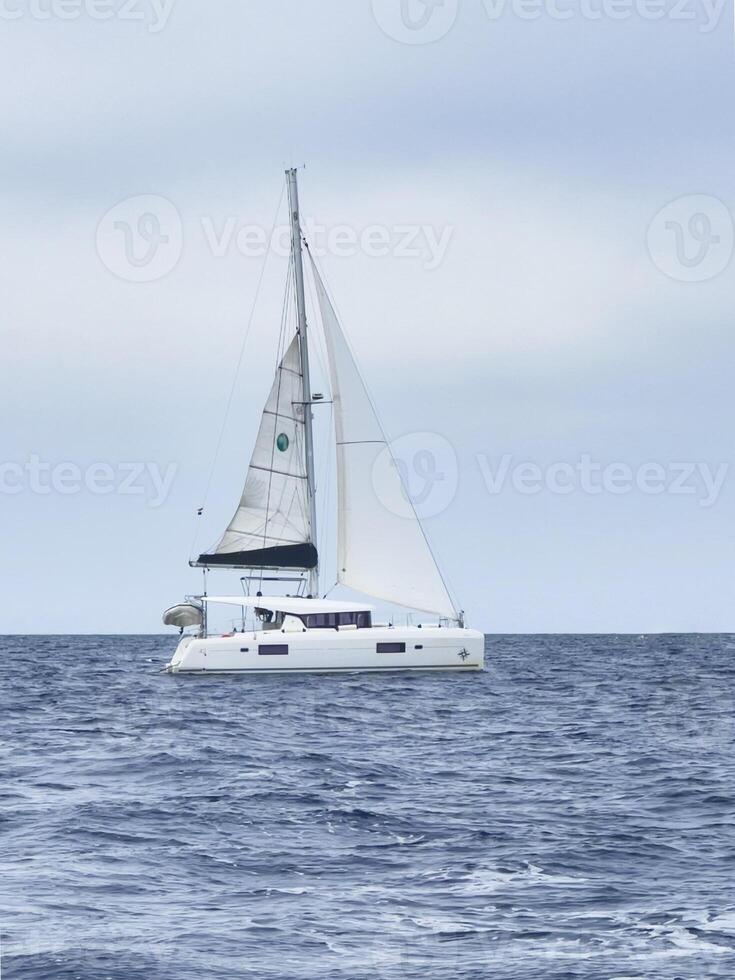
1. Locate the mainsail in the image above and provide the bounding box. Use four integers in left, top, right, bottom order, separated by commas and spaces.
197, 335, 317, 569
308, 254, 458, 619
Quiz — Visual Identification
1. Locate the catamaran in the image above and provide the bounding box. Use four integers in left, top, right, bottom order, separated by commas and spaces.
163, 169, 484, 674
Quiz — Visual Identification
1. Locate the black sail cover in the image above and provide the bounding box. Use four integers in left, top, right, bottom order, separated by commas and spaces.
197, 543, 318, 569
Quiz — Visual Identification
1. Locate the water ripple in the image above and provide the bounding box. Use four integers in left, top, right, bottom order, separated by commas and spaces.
1, 634, 734, 978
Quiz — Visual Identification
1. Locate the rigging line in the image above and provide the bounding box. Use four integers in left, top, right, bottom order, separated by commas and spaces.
304, 242, 338, 595
259, 247, 302, 599
276, 248, 294, 367
250, 464, 307, 480
301, 240, 331, 396
277, 254, 310, 556
301, 248, 334, 581
307, 247, 461, 620
259, 253, 294, 595
316, 400, 334, 582
291, 250, 312, 547
190, 180, 287, 559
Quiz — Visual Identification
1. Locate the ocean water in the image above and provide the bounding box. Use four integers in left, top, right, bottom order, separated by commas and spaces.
1, 634, 734, 980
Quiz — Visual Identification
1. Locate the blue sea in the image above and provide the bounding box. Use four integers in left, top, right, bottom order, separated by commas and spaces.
1, 634, 734, 979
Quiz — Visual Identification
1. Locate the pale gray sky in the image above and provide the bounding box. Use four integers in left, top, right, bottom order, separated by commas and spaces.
1, 0, 733, 632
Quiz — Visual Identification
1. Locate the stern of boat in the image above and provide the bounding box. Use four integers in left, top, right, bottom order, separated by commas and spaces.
165, 635, 196, 673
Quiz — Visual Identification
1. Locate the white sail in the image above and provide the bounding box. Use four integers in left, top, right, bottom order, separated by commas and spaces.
309, 256, 459, 619
199, 335, 316, 568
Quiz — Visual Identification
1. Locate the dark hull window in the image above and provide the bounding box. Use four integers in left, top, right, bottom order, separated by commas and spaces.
258, 644, 289, 656
377, 642, 406, 654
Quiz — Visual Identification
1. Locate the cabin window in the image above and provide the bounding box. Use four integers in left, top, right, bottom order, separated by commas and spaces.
377, 642, 406, 653
258, 644, 289, 656
302, 611, 372, 629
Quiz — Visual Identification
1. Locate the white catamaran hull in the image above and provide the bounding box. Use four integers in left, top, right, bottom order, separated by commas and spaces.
165, 626, 484, 674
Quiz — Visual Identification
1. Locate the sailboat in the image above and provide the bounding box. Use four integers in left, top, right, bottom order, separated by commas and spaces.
163, 169, 484, 674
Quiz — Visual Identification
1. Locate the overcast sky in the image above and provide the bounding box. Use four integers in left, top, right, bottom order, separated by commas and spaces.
1, 0, 733, 633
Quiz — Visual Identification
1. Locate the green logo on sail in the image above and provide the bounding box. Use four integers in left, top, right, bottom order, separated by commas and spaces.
276, 433, 289, 452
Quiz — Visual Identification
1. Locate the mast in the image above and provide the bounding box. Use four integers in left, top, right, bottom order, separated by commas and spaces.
287, 168, 319, 596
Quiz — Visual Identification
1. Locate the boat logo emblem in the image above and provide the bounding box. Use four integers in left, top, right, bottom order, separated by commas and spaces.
276, 433, 289, 452
458, 648, 469, 661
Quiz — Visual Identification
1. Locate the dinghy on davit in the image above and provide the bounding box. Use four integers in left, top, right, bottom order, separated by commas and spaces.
163, 169, 484, 675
